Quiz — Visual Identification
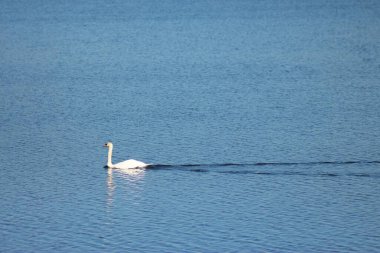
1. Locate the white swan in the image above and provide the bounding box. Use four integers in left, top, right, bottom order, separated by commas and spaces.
103, 142, 150, 169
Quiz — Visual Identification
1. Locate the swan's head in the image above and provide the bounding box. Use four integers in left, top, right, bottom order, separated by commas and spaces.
103, 142, 113, 148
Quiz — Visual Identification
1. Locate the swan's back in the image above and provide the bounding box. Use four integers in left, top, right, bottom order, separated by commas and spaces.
113, 159, 149, 169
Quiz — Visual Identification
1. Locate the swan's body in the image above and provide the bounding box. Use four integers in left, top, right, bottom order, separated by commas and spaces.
103, 142, 150, 169
112, 159, 148, 169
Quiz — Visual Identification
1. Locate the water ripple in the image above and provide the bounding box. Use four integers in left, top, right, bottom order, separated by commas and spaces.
149, 160, 380, 178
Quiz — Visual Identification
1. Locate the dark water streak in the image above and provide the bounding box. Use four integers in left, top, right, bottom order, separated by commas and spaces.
152, 160, 380, 168
150, 160, 380, 177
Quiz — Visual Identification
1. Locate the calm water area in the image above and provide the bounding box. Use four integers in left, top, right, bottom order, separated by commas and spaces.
1, 0, 380, 252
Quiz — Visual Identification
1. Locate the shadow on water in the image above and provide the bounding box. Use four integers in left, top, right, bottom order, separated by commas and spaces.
148, 160, 380, 178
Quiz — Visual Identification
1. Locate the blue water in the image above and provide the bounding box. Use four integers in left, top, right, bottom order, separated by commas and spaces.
1, 0, 380, 252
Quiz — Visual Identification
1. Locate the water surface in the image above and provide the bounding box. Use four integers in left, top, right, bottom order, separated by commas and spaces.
1, 0, 380, 252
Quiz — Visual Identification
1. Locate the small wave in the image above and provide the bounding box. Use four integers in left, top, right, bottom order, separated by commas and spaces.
151, 160, 380, 169
148, 160, 380, 178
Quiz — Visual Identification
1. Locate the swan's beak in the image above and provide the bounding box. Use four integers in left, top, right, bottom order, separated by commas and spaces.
103, 144, 107, 147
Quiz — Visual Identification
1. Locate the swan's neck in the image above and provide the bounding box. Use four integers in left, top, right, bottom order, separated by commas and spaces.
107, 146, 113, 167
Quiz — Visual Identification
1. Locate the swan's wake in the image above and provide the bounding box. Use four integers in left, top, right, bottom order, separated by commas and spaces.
148, 160, 380, 178
151, 160, 380, 168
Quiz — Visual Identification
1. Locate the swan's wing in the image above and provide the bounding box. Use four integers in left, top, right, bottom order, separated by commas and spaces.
114, 159, 148, 169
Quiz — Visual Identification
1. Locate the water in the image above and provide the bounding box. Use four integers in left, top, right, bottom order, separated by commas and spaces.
1, 0, 380, 252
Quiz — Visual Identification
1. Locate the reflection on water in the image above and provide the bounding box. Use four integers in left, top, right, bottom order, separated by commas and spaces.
106, 168, 146, 208
116, 168, 146, 180
106, 170, 116, 207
